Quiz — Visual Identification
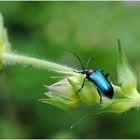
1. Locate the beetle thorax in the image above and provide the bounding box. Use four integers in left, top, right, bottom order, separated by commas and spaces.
87, 69, 94, 75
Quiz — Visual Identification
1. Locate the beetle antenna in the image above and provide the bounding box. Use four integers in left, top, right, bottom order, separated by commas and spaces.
85, 56, 94, 69
64, 49, 85, 70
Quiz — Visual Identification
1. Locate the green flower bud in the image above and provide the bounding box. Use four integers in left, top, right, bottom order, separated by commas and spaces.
40, 77, 81, 111
46, 78, 77, 99
0, 14, 11, 70
0, 14, 11, 52
68, 74, 100, 104
117, 39, 137, 97
102, 98, 138, 113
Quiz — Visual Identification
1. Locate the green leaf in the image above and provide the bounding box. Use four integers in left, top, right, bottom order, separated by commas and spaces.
40, 92, 80, 111
117, 38, 137, 97
0, 14, 11, 71
0, 14, 11, 52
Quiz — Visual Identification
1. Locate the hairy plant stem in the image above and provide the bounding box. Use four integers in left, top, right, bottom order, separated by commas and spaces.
1, 52, 78, 76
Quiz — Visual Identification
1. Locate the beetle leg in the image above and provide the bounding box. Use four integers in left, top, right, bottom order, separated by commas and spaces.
97, 88, 102, 104
105, 73, 109, 78
77, 77, 86, 92
105, 73, 120, 86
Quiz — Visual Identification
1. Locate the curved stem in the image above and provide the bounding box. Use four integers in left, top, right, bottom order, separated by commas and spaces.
1, 52, 78, 76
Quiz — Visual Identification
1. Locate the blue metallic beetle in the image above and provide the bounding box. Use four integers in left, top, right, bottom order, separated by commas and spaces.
65, 50, 114, 103
81, 69, 114, 103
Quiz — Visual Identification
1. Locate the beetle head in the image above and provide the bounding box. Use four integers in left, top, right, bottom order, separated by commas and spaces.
82, 69, 94, 75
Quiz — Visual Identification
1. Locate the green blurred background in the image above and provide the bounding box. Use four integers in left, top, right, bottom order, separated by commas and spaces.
0, 1, 140, 138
